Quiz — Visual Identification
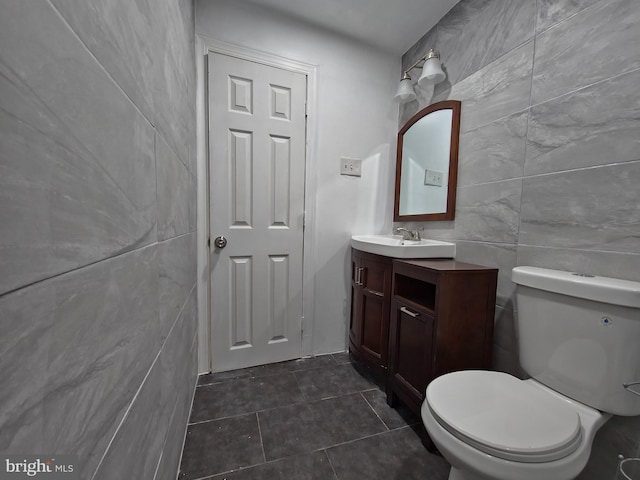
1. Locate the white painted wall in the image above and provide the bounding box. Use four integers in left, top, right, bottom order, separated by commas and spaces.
195, 0, 400, 359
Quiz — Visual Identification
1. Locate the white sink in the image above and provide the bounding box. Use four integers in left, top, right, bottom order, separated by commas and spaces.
351, 235, 455, 259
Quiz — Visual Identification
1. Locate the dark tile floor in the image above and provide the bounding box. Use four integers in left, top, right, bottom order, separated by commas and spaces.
179, 352, 450, 479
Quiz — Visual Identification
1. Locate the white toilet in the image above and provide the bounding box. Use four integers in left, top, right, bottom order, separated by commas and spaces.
421, 266, 640, 480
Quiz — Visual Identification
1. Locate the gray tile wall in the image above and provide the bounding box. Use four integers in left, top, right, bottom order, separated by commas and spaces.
398, 0, 640, 477
0, 1, 197, 479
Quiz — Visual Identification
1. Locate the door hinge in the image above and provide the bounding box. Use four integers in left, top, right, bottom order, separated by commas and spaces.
304, 102, 308, 118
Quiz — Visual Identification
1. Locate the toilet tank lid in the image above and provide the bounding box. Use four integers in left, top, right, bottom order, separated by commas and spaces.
512, 266, 640, 308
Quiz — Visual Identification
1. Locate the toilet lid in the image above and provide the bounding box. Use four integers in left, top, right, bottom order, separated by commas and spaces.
426, 371, 583, 463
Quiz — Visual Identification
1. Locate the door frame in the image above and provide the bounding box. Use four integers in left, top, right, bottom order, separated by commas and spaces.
195, 35, 318, 373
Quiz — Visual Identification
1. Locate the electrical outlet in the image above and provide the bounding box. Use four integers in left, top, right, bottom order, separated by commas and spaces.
340, 157, 362, 177
424, 169, 443, 186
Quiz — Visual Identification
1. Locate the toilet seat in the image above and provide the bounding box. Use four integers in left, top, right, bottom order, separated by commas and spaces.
426, 371, 583, 463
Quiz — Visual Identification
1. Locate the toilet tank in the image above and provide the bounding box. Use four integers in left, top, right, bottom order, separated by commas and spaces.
512, 266, 640, 416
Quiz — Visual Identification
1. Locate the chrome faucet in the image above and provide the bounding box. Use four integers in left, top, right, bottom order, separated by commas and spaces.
395, 227, 421, 241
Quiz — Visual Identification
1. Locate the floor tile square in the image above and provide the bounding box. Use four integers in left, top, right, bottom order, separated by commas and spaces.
248, 355, 338, 377
293, 363, 378, 401
325, 426, 450, 480
197, 356, 338, 387
361, 389, 419, 430
331, 352, 350, 364
179, 414, 263, 479
207, 451, 336, 479
190, 373, 304, 423
258, 393, 386, 461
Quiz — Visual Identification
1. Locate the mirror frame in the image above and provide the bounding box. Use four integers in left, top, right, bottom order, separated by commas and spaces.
393, 100, 461, 222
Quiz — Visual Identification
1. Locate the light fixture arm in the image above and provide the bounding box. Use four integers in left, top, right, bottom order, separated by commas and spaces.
401, 49, 440, 78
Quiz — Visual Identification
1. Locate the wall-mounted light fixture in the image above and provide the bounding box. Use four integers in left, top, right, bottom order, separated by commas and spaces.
394, 49, 446, 103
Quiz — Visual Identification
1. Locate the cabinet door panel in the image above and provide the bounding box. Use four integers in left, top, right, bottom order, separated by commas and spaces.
361, 293, 385, 361
363, 261, 387, 294
394, 305, 434, 399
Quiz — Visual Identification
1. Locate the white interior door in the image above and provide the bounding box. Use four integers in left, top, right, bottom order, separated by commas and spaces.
208, 52, 307, 372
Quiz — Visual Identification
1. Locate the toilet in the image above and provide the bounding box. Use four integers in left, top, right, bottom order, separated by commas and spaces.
421, 266, 640, 480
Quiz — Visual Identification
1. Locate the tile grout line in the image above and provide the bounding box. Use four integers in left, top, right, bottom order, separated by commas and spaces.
322, 449, 340, 480
188, 386, 380, 426
255, 412, 267, 465
359, 392, 391, 432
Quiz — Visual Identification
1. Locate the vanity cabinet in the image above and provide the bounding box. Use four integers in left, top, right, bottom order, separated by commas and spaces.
349, 249, 392, 372
386, 259, 498, 416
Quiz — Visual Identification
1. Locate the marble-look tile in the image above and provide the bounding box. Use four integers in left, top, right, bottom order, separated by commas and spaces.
189, 374, 304, 423
0, 2, 156, 295
0, 246, 160, 478
43, 246, 160, 479
326, 426, 450, 480
536, 0, 600, 33
51, 0, 196, 174
519, 161, 640, 253
402, 25, 438, 72
436, 41, 534, 133
492, 306, 517, 356
526, 68, 640, 176
49, 0, 156, 123
180, 413, 263, 479
156, 133, 196, 241
160, 287, 198, 426
151, 0, 197, 174
532, 0, 640, 105
157, 332, 198, 480
491, 344, 522, 378
458, 110, 528, 186
453, 241, 517, 307
93, 360, 166, 480
361, 389, 419, 430
516, 246, 640, 282
154, 398, 187, 480
421, 179, 522, 244
436, 0, 535, 85
208, 451, 336, 480
258, 393, 386, 461
577, 415, 640, 480
0, 287, 52, 453
158, 233, 197, 339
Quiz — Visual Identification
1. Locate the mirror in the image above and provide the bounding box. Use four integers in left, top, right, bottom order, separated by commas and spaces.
394, 100, 461, 222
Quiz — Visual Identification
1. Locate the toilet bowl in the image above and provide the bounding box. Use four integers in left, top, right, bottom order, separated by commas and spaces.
421, 371, 610, 480
420, 267, 640, 480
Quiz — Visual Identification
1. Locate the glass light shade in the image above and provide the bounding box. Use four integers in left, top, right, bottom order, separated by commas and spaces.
394, 78, 417, 103
418, 57, 445, 87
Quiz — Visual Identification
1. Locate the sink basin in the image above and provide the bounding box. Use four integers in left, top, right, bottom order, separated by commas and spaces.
351, 235, 455, 259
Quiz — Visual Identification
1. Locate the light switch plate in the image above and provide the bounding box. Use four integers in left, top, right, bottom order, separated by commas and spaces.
340, 157, 361, 177
424, 169, 443, 186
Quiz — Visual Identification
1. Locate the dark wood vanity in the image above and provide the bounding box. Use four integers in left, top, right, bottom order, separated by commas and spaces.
349, 249, 498, 419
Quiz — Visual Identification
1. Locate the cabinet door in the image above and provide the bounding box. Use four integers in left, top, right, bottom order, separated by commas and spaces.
388, 299, 435, 412
359, 259, 391, 365
349, 252, 362, 348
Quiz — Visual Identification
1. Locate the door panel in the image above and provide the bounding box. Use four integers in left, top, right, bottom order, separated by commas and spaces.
208, 52, 306, 371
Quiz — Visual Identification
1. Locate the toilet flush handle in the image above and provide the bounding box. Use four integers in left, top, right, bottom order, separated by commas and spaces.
623, 380, 640, 397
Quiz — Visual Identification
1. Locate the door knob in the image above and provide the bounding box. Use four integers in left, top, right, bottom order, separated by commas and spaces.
213, 236, 227, 249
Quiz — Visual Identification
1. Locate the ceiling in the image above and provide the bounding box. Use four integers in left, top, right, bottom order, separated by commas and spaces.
244, 0, 461, 55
